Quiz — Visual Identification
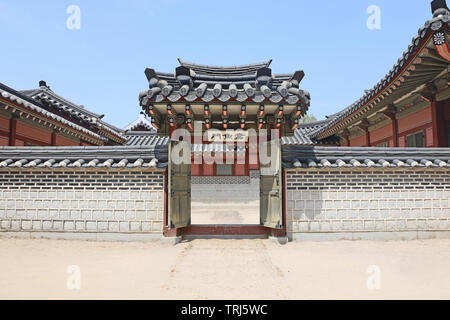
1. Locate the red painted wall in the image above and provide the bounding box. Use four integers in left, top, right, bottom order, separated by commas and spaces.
202, 163, 215, 176
0, 115, 10, 132
0, 114, 98, 146
55, 134, 79, 146
0, 135, 8, 146
191, 152, 250, 177
342, 99, 450, 148
191, 163, 202, 176
235, 163, 247, 176
397, 105, 432, 135
349, 134, 366, 147
16, 121, 52, 144
370, 123, 393, 146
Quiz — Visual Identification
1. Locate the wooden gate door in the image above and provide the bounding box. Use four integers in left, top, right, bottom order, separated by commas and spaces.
168, 140, 191, 228
259, 139, 283, 229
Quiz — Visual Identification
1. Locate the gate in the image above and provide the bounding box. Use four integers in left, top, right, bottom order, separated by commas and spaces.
168, 140, 191, 228
259, 140, 283, 229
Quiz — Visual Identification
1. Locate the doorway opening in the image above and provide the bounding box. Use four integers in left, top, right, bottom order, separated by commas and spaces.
166, 139, 285, 238
191, 170, 260, 225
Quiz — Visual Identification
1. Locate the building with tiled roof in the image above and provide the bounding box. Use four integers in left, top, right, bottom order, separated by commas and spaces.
0, 0, 449, 242
0, 81, 125, 146
123, 112, 156, 133
294, 0, 450, 149
139, 59, 310, 134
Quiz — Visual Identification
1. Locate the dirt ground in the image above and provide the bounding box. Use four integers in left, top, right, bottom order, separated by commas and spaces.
0, 237, 449, 300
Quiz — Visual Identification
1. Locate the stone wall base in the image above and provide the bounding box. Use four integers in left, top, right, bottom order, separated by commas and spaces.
289, 231, 450, 242
0, 231, 162, 242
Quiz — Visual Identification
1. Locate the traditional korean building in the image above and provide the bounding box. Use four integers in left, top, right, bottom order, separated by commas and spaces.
294, 0, 450, 148
0, 81, 125, 146
0, 0, 448, 243
138, 59, 310, 237
140, 59, 310, 134
123, 112, 156, 133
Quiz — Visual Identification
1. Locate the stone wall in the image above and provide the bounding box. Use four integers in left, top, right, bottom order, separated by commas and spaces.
0, 170, 165, 241
286, 169, 450, 241
2, 167, 450, 242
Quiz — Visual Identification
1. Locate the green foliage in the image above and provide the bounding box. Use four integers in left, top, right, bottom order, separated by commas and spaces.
300, 114, 318, 123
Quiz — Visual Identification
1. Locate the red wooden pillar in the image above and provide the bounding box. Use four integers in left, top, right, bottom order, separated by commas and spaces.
341, 129, 350, 147
51, 131, 57, 146
169, 124, 177, 139
390, 115, 399, 147
365, 128, 371, 147
9, 117, 17, 146
384, 106, 398, 147
430, 94, 439, 147
430, 95, 446, 147
359, 119, 370, 147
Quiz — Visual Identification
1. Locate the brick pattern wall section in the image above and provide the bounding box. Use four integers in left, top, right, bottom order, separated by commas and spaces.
286, 169, 450, 241
0, 170, 165, 240
191, 176, 250, 185
191, 171, 260, 224
192, 171, 260, 203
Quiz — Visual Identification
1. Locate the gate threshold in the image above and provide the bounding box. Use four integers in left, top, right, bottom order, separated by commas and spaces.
179, 224, 279, 238
183, 234, 269, 240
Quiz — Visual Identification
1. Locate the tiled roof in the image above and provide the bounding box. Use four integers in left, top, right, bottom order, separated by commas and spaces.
123, 113, 156, 132
0, 83, 106, 143
314, 3, 450, 139
1, 82, 126, 144
282, 146, 450, 169
139, 59, 310, 106
21, 84, 125, 142
125, 132, 168, 146
125, 132, 246, 152
281, 120, 339, 145
0, 145, 168, 169
178, 59, 272, 75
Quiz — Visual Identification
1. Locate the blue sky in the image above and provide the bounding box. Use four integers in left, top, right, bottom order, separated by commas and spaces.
0, 0, 432, 128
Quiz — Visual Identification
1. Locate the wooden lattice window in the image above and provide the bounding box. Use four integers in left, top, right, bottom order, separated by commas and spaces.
406, 131, 425, 148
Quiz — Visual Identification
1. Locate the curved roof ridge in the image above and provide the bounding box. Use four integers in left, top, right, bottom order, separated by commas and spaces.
31, 87, 101, 118
17, 83, 125, 141
140, 59, 310, 106
297, 118, 332, 129
177, 59, 272, 71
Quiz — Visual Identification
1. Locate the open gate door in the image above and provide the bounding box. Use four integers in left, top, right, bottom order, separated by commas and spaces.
168, 140, 191, 229
260, 139, 283, 229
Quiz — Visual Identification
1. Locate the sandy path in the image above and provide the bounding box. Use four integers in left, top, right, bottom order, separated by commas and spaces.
0, 237, 449, 299
160, 240, 289, 300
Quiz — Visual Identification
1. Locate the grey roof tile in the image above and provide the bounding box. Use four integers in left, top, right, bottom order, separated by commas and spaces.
282, 146, 450, 169
23, 87, 125, 140
281, 120, 339, 146
140, 60, 310, 107
125, 132, 169, 146
0, 145, 168, 169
